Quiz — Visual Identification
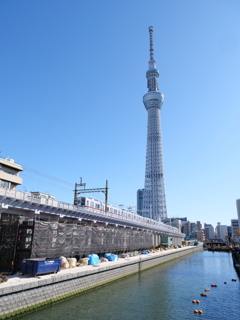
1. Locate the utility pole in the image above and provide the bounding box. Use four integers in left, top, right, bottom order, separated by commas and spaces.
105, 180, 108, 214
74, 177, 86, 205
74, 178, 109, 213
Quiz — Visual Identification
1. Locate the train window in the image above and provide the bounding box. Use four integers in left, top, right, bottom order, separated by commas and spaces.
114, 209, 117, 214
90, 202, 94, 207
87, 201, 89, 206
110, 208, 113, 213
95, 203, 100, 209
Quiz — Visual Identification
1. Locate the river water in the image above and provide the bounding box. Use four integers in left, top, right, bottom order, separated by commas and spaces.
18, 250, 240, 320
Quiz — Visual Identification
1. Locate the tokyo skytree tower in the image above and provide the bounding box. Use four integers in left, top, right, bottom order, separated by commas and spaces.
142, 26, 167, 222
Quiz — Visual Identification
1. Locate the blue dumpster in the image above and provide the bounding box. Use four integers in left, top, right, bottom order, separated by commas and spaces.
22, 259, 61, 277
21, 259, 27, 275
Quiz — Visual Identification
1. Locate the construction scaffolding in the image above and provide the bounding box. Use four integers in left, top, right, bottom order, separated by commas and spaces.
0, 213, 23, 274
31, 220, 153, 259
0, 214, 154, 273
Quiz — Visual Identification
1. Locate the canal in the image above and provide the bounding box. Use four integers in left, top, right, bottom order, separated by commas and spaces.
17, 251, 240, 320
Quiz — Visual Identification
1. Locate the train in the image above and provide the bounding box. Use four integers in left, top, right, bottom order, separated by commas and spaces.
76, 196, 178, 232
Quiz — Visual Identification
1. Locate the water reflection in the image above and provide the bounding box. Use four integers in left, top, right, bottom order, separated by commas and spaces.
18, 251, 240, 320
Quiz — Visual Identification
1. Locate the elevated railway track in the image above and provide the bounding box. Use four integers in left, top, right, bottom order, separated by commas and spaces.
0, 188, 184, 238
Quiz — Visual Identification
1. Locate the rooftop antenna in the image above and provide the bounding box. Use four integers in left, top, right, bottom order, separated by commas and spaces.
149, 26, 154, 61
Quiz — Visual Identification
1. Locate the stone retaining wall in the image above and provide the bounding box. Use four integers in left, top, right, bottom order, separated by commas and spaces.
0, 245, 203, 319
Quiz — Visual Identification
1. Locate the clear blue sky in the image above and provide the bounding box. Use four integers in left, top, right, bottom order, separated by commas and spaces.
1, 0, 240, 228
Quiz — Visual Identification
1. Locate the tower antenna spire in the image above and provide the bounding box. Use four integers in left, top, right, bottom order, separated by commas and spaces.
142, 26, 167, 222
149, 26, 154, 61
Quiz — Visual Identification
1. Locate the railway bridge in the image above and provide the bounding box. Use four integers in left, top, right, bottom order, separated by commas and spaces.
0, 188, 185, 274
0, 188, 184, 238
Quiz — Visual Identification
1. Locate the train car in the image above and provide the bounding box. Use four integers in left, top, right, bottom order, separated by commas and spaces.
76, 196, 179, 233
77, 196, 139, 220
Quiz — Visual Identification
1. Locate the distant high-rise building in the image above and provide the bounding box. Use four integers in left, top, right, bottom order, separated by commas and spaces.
137, 189, 144, 215
204, 223, 215, 240
236, 199, 240, 228
196, 221, 202, 231
227, 226, 232, 242
142, 26, 167, 222
196, 230, 205, 242
231, 219, 240, 243
182, 221, 191, 238
215, 222, 228, 240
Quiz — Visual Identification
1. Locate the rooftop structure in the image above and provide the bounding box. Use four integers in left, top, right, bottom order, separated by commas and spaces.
142, 26, 167, 221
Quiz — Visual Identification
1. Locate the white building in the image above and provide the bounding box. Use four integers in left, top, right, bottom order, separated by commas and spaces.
164, 218, 182, 232
215, 222, 228, 241
0, 158, 23, 190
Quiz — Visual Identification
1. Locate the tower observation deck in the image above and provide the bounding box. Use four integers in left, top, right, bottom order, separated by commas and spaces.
142, 26, 167, 222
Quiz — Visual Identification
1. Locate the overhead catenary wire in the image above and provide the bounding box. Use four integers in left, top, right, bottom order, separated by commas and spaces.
19, 163, 134, 208
1, 154, 136, 210
21, 174, 73, 192
22, 165, 73, 186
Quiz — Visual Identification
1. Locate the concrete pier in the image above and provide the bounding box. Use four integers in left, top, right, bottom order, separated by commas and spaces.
0, 245, 203, 319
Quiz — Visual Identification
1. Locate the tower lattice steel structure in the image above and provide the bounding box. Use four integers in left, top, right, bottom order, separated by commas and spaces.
142, 26, 167, 222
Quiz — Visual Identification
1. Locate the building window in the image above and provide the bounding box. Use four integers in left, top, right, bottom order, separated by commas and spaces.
0, 180, 10, 188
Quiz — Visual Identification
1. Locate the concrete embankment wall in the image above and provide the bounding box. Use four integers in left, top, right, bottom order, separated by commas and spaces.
0, 245, 203, 319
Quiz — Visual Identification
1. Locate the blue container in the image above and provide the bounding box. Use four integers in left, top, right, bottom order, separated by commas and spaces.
104, 253, 118, 261
86, 254, 99, 265
21, 259, 27, 275
21, 258, 44, 275
22, 259, 61, 277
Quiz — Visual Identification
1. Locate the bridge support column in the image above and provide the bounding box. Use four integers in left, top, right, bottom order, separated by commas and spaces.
152, 233, 161, 247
